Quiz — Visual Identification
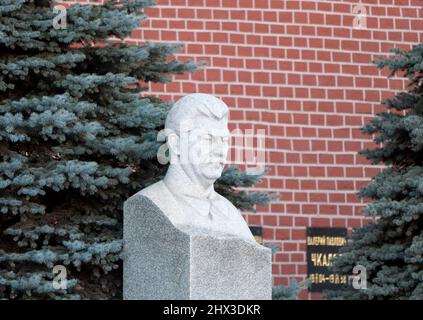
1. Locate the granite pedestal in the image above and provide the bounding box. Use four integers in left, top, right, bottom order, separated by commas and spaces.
123, 194, 272, 300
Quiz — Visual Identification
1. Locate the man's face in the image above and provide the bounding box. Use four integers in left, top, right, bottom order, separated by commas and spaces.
179, 121, 230, 183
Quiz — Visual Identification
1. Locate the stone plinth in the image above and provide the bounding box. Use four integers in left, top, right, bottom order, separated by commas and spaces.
123, 194, 272, 300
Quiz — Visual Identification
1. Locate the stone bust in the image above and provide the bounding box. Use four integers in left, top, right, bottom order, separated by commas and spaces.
124, 93, 271, 300
136, 93, 255, 243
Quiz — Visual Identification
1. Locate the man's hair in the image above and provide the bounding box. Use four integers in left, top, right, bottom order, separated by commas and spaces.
165, 93, 229, 134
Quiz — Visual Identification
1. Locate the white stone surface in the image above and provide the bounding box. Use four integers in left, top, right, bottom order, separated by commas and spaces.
123, 93, 272, 299
123, 195, 272, 300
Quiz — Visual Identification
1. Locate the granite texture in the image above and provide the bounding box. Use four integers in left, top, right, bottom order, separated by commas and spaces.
189, 234, 272, 300
123, 194, 272, 300
123, 194, 190, 300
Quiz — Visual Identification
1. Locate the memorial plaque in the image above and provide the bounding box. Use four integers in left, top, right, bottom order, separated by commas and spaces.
306, 227, 348, 292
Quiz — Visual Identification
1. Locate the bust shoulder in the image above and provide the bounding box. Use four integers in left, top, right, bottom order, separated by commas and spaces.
212, 191, 256, 242
132, 181, 185, 224
135, 181, 172, 209
213, 191, 241, 215
137, 180, 168, 199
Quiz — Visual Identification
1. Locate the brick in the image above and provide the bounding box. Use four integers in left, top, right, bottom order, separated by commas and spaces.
291, 229, 306, 241
294, 217, 309, 227
281, 264, 296, 274
311, 218, 331, 227
275, 229, 290, 240
263, 215, 278, 226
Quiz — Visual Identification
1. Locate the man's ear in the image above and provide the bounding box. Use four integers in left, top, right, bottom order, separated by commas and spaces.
167, 132, 180, 157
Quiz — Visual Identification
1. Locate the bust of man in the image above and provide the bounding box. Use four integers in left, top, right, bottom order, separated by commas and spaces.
137, 93, 255, 243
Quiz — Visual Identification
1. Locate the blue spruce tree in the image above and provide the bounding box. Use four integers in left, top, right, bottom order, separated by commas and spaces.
0, 0, 271, 299
327, 44, 423, 300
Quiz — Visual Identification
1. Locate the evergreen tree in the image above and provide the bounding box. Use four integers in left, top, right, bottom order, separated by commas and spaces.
272, 280, 305, 300
0, 0, 271, 299
327, 44, 423, 300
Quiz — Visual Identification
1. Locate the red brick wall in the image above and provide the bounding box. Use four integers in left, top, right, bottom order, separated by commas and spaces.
73, 0, 423, 299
